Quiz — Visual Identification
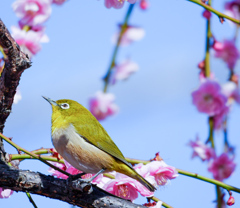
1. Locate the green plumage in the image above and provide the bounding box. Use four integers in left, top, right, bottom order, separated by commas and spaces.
56, 99, 130, 167
46, 98, 156, 192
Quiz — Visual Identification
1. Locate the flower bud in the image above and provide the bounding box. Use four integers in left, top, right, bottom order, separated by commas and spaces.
227, 196, 235, 206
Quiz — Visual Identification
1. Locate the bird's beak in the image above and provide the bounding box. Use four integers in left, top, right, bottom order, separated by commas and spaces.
42, 96, 58, 106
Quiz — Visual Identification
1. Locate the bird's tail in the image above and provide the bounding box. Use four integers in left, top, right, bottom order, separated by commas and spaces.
117, 163, 156, 192
131, 169, 156, 192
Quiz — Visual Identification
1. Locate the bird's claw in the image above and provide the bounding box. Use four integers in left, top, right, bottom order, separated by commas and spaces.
67, 174, 93, 194
71, 178, 93, 194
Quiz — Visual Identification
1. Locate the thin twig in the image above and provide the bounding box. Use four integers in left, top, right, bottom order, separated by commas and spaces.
150, 196, 173, 208
0, 133, 69, 177
125, 158, 240, 193
188, 0, 240, 24
26, 192, 38, 208
103, 4, 135, 92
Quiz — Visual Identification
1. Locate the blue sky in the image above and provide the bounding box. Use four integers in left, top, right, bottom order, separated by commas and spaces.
0, 0, 240, 207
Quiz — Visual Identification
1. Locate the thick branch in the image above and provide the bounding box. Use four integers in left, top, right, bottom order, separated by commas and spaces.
0, 19, 31, 131
0, 162, 145, 208
0, 19, 31, 161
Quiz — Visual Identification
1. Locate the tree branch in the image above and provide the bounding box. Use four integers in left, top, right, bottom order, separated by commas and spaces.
0, 162, 145, 208
0, 19, 31, 161
188, 0, 240, 24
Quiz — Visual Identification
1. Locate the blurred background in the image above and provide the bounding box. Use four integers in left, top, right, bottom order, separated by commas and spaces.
0, 0, 240, 207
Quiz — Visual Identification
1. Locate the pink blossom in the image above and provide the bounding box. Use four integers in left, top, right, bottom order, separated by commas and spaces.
188, 136, 215, 161
105, 0, 137, 9
13, 88, 22, 104
202, 10, 212, 19
111, 59, 139, 84
213, 40, 240, 70
208, 153, 236, 181
213, 105, 229, 129
103, 175, 138, 200
52, 0, 67, 5
222, 81, 240, 104
12, 0, 52, 27
134, 164, 158, 189
139, 0, 149, 10
135, 161, 178, 187
112, 26, 145, 46
192, 80, 228, 116
11, 26, 49, 58
89, 91, 119, 120
145, 161, 178, 186
0, 188, 14, 199
225, 0, 240, 21
103, 173, 153, 200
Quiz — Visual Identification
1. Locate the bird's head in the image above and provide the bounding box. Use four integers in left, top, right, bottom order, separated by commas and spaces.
43, 96, 89, 130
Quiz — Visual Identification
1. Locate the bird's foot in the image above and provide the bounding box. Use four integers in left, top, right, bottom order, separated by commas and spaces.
71, 178, 93, 194
67, 174, 93, 194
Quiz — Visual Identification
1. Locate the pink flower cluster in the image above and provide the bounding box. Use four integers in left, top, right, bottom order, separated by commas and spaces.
103, 161, 178, 200
89, 91, 119, 120
189, 137, 236, 181
192, 80, 227, 116
11, 25, 49, 58
135, 161, 178, 186
11, 0, 67, 58
192, 79, 240, 129
192, 79, 229, 129
49, 158, 178, 202
208, 153, 236, 181
189, 137, 215, 161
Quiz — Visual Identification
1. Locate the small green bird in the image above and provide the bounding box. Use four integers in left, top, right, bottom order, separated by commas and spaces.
43, 97, 155, 192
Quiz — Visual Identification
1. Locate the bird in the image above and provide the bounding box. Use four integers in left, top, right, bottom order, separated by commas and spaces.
43, 96, 156, 192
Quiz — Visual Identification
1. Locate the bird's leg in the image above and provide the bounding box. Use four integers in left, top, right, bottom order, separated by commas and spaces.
70, 169, 106, 194
83, 168, 106, 183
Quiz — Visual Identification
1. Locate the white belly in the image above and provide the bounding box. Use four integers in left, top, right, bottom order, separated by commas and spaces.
51, 124, 114, 173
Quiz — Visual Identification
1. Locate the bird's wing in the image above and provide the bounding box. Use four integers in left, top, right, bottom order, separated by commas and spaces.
73, 119, 132, 169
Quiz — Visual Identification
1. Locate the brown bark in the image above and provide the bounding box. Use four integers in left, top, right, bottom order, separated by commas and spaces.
0, 162, 145, 208
0, 19, 31, 161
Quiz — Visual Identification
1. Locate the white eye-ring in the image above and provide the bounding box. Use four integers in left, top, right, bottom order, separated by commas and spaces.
61, 103, 70, 109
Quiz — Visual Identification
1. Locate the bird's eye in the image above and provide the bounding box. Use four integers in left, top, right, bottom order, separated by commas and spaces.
61, 103, 70, 109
